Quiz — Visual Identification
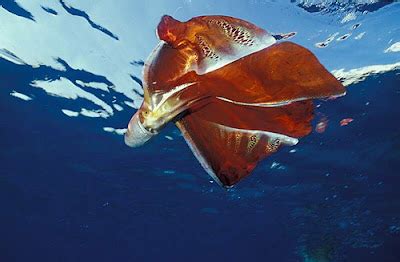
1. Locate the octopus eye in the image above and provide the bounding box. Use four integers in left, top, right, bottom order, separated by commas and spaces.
140, 110, 149, 121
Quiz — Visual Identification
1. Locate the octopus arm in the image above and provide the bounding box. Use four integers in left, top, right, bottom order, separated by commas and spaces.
176, 99, 313, 187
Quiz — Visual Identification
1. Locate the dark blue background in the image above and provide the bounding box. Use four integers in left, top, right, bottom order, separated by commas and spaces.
1, 53, 400, 261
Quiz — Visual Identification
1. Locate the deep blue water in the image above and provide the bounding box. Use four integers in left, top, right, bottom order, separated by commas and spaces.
1, 1, 400, 261
1, 54, 400, 261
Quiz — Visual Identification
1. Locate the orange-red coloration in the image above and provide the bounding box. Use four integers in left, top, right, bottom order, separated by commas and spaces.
174, 42, 346, 105
177, 99, 313, 186
315, 117, 328, 133
157, 15, 268, 50
126, 15, 346, 187
188, 99, 314, 138
340, 118, 354, 126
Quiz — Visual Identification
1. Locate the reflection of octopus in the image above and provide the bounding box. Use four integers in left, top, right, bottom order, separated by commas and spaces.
125, 15, 346, 187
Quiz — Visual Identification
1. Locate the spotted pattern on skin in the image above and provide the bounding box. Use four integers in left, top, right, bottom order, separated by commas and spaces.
195, 35, 220, 60
226, 132, 233, 148
235, 132, 242, 153
207, 19, 255, 46
247, 134, 259, 153
266, 138, 281, 153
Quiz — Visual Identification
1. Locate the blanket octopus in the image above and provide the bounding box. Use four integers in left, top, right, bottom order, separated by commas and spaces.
124, 15, 346, 187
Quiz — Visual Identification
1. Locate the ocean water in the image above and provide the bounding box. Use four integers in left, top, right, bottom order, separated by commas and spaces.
0, 1, 399, 261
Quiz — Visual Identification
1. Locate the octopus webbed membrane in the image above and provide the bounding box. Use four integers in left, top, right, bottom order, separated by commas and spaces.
125, 15, 346, 187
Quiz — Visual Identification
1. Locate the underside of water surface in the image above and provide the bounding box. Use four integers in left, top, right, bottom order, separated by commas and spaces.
0, 1, 399, 261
